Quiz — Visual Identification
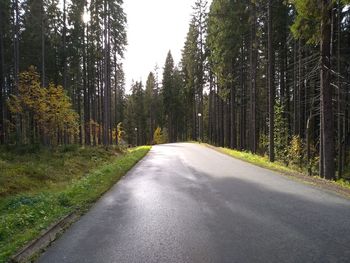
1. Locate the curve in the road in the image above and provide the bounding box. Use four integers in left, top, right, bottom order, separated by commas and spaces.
38, 143, 350, 263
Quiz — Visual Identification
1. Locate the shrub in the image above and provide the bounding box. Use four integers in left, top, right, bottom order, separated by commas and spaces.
153, 127, 168, 144
288, 135, 304, 167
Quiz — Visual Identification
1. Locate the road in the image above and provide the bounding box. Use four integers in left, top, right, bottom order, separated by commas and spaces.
38, 143, 350, 263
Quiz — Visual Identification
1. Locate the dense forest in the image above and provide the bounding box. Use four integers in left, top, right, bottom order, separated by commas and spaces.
0, 0, 127, 146
1, 0, 350, 181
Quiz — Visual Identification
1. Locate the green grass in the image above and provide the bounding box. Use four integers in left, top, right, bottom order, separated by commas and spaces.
0, 145, 125, 198
219, 147, 295, 174
0, 145, 151, 263
206, 144, 350, 190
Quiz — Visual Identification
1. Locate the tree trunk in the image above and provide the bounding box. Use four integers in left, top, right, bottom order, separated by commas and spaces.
298, 40, 303, 137
230, 83, 236, 149
268, 0, 275, 162
41, 1, 45, 87
14, 0, 20, 143
107, 10, 112, 145
62, 0, 67, 90
83, 22, 90, 145
250, 1, 257, 153
293, 41, 298, 135
320, 0, 335, 180
114, 54, 119, 145
337, 1, 343, 178
0, 4, 4, 144
103, 0, 109, 145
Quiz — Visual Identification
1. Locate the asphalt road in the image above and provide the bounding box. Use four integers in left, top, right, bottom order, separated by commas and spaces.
38, 143, 350, 263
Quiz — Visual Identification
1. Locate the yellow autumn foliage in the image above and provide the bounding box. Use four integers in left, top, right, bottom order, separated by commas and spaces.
7, 66, 78, 145
153, 127, 168, 145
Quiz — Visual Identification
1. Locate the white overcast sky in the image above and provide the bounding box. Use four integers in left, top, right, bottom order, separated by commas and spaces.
123, 0, 211, 91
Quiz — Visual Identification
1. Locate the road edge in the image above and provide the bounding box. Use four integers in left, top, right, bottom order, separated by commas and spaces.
200, 143, 350, 199
8, 147, 152, 263
9, 212, 79, 263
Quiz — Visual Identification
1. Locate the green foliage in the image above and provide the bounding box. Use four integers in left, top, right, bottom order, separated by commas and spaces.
219, 146, 294, 174
207, 0, 248, 88
0, 146, 151, 262
153, 127, 168, 145
290, 0, 321, 44
162, 51, 175, 117
7, 66, 78, 145
124, 81, 147, 145
162, 52, 185, 142
214, 144, 350, 191
117, 122, 126, 144
259, 133, 269, 156
288, 135, 304, 167
274, 102, 290, 164
290, 0, 350, 43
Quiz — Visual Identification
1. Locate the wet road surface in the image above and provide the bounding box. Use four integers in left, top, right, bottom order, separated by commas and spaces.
38, 143, 350, 263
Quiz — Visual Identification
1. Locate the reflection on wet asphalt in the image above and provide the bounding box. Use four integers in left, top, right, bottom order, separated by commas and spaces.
38, 143, 350, 263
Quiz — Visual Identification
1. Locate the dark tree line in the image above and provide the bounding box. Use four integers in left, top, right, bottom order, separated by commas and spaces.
204, 0, 350, 180
0, 0, 127, 146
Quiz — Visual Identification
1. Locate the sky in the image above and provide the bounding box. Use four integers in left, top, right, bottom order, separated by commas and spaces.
123, 0, 211, 92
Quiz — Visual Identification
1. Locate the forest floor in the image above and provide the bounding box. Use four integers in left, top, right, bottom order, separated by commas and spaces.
0, 145, 151, 262
203, 144, 350, 198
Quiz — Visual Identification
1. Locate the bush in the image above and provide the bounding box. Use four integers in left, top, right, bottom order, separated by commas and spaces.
288, 135, 304, 167
153, 127, 168, 144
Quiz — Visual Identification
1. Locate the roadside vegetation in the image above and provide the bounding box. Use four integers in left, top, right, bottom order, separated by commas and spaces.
0, 145, 151, 262
207, 144, 350, 191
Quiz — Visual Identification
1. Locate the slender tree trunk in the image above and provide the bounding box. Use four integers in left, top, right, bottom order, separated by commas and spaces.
208, 71, 213, 143
114, 54, 119, 145
230, 83, 236, 149
298, 39, 304, 137
268, 0, 275, 162
224, 99, 228, 147
103, 0, 109, 145
107, 9, 112, 144
83, 22, 90, 145
320, 0, 335, 180
320, 114, 324, 178
250, 1, 257, 153
0, 5, 4, 144
41, 1, 45, 87
337, 1, 343, 178
220, 93, 224, 147
306, 117, 312, 175
99, 61, 103, 145
215, 81, 218, 145
78, 78, 83, 145
62, 0, 67, 89
293, 41, 298, 135
14, 0, 20, 143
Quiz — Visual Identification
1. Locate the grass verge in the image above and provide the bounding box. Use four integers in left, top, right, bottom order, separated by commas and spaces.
204, 144, 350, 195
0, 146, 151, 262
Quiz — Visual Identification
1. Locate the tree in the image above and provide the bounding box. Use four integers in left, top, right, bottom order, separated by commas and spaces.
0, 0, 5, 144
162, 51, 176, 142
249, 0, 258, 153
291, 0, 343, 179
145, 72, 156, 144
7, 66, 78, 145
319, 0, 335, 180
193, 0, 208, 140
182, 20, 200, 140
268, 0, 275, 162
